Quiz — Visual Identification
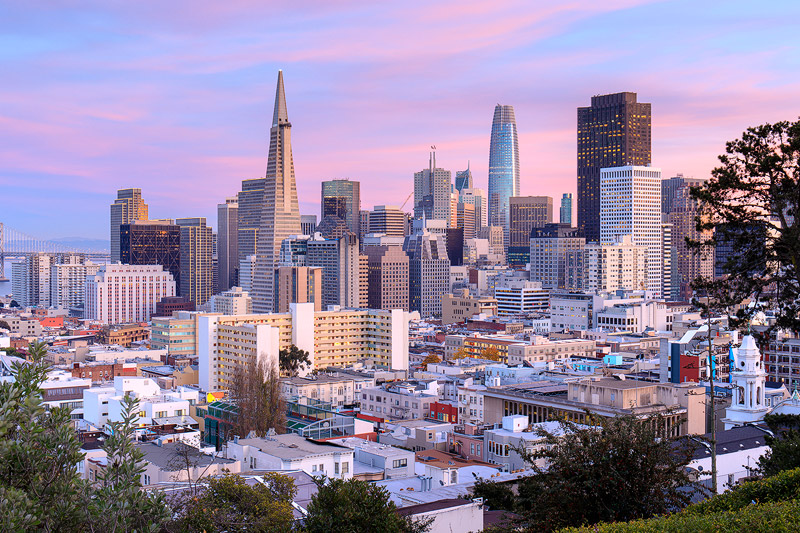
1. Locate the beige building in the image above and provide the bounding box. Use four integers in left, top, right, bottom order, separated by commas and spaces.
212, 286, 253, 315
151, 311, 206, 357
669, 187, 714, 299
110, 188, 149, 262
198, 304, 411, 392
441, 289, 498, 325
369, 205, 407, 237
584, 235, 647, 292
483, 377, 706, 437
274, 266, 322, 312
85, 264, 176, 325
281, 373, 376, 407
506, 337, 597, 365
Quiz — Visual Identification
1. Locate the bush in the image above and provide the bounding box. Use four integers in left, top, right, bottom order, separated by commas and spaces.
685, 467, 800, 514
561, 499, 800, 532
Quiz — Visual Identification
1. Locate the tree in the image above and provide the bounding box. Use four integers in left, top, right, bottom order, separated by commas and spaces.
229, 356, 285, 438
0, 319, 10, 331
9, 300, 19, 308
279, 344, 311, 376
689, 118, 800, 331
469, 477, 515, 512
481, 346, 501, 361
303, 477, 431, 533
450, 347, 469, 360
83, 393, 170, 533
420, 353, 441, 370
508, 413, 703, 531
757, 413, 800, 478
168, 472, 296, 533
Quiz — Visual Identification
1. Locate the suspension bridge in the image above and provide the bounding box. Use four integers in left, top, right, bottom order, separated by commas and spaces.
0, 222, 109, 282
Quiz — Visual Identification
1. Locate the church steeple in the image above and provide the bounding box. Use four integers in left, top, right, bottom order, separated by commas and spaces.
723, 334, 769, 430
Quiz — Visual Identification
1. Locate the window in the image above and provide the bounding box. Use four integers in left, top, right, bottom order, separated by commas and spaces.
335, 462, 340, 474
392, 458, 408, 468
319, 464, 324, 472
342, 462, 349, 473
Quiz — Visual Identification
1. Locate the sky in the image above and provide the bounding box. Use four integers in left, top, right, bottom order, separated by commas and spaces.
2, 0, 800, 242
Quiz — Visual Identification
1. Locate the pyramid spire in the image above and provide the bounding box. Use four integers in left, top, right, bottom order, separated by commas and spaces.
272, 70, 289, 127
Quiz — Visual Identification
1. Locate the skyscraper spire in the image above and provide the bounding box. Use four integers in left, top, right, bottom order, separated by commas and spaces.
272, 70, 289, 127
252, 70, 302, 313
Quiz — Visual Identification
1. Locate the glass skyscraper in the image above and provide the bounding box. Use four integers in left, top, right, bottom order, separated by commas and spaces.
488, 105, 520, 245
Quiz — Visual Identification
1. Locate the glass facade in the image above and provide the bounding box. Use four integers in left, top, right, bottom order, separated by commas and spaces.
488, 105, 520, 244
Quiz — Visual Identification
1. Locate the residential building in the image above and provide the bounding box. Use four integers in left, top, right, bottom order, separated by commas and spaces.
441, 289, 498, 325
508, 196, 553, 264
225, 433, 354, 479
85, 264, 176, 324
120, 220, 181, 288
369, 205, 407, 237
175, 217, 214, 306
336, 437, 415, 480
456, 383, 486, 426
404, 230, 450, 318
414, 151, 452, 223
50, 259, 103, 310
110, 188, 149, 262
583, 234, 647, 292
577, 92, 651, 243
506, 337, 596, 365
493, 280, 549, 315
360, 380, 439, 421
379, 420, 454, 452
212, 286, 252, 315
560, 193, 573, 225
529, 223, 585, 290
321, 179, 361, 235
600, 166, 663, 297
197, 304, 410, 392
217, 197, 239, 292
252, 71, 302, 313
281, 374, 375, 407
488, 105, 520, 245
151, 311, 201, 356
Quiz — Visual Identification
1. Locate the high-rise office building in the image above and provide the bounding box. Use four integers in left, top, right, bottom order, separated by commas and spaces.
456, 202, 477, 241
363, 238, 409, 311
321, 179, 361, 235
478, 226, 506, 262
110, 188, 149, 262
668, 187, 713, 299
274, 266, 322, 312
459, 187, 488, 229
583, 235, 647, 292
488, 105, 520, 245
560, 193, 573, 225
176, 217, 214, 306
306, 234, 366, 309
252, 71, 302, 312
120, 220, 181, 287
322, 196, 348, 221
600, 166, 663, 297
237, 178, 266, 268
369, 205, 406, 237
578, 93, 651, 242
414, 151, 452, 223
455, 164, 473, 193
403, 230, 450, 317
359, 210, 370, 240
316, 215, 350, 240
300, 215, 317, 236
217, 198, 239, 292
530, 224, 585, 290
508, 196, 553, 265
661, 174, 707, 215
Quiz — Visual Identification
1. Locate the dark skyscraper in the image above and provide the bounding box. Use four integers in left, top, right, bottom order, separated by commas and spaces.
508, 196, 553, 265
120, 220, 181, 287
321, 179, 361, 235
454, 164, 473, 193
577, 92, 651, 242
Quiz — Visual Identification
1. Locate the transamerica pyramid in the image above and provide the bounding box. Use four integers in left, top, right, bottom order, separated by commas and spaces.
251, 70, 301, 312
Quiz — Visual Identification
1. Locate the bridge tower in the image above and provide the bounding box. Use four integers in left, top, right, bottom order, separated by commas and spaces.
0, 222, 6, 282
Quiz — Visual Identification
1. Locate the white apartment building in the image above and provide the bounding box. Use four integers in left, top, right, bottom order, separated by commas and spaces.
225, 433, 354, 479
583, 234, 646, 293
360, 380, 439, 421
600, 166, 663, 297
85, 264, 176, 324
198, 303, 410, 392
337, 437, 416, 479
212, 286, 252, 315
281, 373, 376, 407
457, 383, 486, 425
595, 299, 672, 333
493, 280, 549, 315
51, 260, 103, 309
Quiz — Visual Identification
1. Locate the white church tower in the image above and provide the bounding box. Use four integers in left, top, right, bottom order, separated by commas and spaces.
723, 335, 769, 430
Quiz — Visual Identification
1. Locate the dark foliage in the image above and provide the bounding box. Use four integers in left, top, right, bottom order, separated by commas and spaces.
756, 413, 800, 478
229, 356, 285, 438
279, 344, 311, 377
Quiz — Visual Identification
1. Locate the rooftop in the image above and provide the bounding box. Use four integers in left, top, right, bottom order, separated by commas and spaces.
236, 433, 352, 460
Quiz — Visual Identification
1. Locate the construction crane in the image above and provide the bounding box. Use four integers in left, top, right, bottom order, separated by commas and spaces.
400, 191, 413, 210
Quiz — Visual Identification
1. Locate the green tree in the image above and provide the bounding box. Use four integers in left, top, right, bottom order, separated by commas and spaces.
169, 472, 296, 532
756, 413, 800, 478
0, 340, 85, 530
304, 477, 431, 533
689, 118, 800, 331
509, 413, 702, 532
279, 344, 311, 377
468, 477, 515, 512
0, 319, 10, 331
229, 356, 285, 438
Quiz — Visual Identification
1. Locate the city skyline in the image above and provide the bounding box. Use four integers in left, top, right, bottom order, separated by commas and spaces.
3, 1, 800, 239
